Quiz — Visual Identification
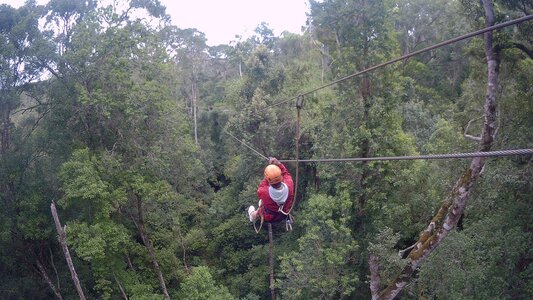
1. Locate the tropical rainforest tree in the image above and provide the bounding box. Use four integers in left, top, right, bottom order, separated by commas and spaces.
0, 0, 531, 299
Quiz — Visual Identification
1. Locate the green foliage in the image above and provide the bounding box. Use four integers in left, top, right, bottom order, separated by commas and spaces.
68, 221, 130, 262
59, 149, 126, 219
177, 266, 234, 300
279, 194, 358, 299
1, 0, 532, 299
368, 227, 403, 284
16, 192, 53, 239
419, 220, 530, 299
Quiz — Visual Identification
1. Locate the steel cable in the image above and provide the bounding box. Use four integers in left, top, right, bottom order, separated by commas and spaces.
222, 16, 533, 164
268, 15, 533, 108
279, 148, 533, 163
223, 129, 269, 161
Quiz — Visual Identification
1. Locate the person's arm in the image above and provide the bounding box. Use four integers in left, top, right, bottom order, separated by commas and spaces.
269, 157, 293, 188
269, 157, 290, 177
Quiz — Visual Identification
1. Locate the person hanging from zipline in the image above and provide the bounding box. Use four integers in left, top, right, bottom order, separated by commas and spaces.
247, 157, 294, 226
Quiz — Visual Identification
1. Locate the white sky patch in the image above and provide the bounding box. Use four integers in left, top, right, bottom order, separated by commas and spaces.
2, 0, 309, 46
161, 0, 309, 45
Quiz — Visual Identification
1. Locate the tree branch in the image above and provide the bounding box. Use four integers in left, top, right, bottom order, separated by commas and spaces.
125, 251, 135, 271
49, 247, 61, 291
35, 258, 64, 300
113, 272, 129, 300
398, 243, 417, 258
512, 42, 533, 59
12, 102, 49, 115
463, 116, 484, 141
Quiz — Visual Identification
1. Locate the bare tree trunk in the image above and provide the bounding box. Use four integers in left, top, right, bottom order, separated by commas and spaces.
135, 195, 171, 300
1, 98, 10, 155
268, 223, 276, 300
125, 251, 135, 271
176, 223, 190, 274
0, 94, 14, 207
480, 0, 499, 150
372, 1, 501, 299
192, 81, 198, 146
35, 259, 64, 300
50, 202, 86, 300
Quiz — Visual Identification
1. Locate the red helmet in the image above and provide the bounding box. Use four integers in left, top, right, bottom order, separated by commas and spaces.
264, 164, 282, 184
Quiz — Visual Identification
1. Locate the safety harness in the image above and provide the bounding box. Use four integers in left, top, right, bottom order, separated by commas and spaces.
253, 204, 294, 233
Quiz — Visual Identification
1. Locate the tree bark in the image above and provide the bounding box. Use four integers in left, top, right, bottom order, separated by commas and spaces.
176, 223, 190, 274
1, 106, 9, 155
135, 195, 171, 300
48, 247, 61, 293
50, 202, 86, 300
125, 251, 135, 271
192, 80, 198, 146
512, 42, 533, 59
0, 94, 11, 155
0, 94, 14, 206
480, 0, 499, 151
35, 259, 64, 300
372, 1, 501, 299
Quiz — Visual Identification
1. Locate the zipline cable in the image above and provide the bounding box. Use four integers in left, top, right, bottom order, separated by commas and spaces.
221, 15, 533, 297
223, 15, 533, 160
279, 148, 533, 163
220, 15, 533, 189
223, 128, 269, 161
268, 14, 533, 108
223, 127, 533, 162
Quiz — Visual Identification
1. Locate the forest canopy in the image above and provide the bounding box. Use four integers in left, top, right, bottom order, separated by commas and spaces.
0, 0, 531, 299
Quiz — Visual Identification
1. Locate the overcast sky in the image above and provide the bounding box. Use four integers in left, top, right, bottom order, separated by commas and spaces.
1, 0, 309, 46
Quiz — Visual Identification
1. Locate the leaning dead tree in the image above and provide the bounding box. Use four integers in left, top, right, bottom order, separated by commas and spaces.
51, 202, 86, 300
369, 1, 506, 299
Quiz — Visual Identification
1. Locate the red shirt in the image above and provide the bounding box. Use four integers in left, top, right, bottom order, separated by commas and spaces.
257, 163, 294, 223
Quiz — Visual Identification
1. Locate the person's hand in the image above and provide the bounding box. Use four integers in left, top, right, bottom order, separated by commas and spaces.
269, 157, 280, 165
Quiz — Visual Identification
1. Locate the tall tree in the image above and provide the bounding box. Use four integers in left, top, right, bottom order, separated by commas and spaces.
370, 1, 518, 298
0, 2, 60, 298
308, 0, 414, 218
42, 1, 209, 298
0, 2, 53, 156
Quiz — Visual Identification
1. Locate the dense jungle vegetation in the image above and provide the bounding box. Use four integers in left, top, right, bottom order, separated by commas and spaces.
1, 0, 532, 299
